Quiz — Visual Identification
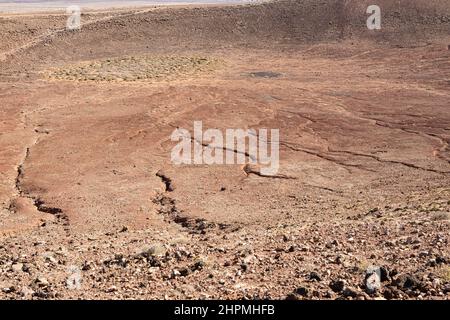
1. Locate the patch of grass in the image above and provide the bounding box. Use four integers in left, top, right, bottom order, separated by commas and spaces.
431, 211, 450, 221
357, 259, 371, 272
437, 265, 450, 282
45, 55, 221, 82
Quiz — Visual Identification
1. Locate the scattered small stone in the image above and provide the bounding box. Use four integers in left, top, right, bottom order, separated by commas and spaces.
389, 268, 399, 278
330, 279, 346, 293
179, 267, 191, 277
383, 286, 400, 299
435, 255, 447, 264
365, 266, 382, 294
312, 290, 322, 298
427, 258, 437, 267
394, 274, 421, 290
342, 287, 359, 298
326, 240, 339, 248
171, 269, 181, 279
242, 255, 254, 264
11, 263, 24, 273
106, 285, 117, 293
443, 284, 450, 294
139, 243, 166, 258
380, 266, 390, 282
309, 271, 322, 282
33, 277, 49, 288
432, 278, 441, 288
81, 261, 92, 271
294, 286, 309, 297
191, 260, 206, 272
20, 287, 34, 298
45, 255, 58, 264
2, 286, 15, 294
285, 293, 299, 300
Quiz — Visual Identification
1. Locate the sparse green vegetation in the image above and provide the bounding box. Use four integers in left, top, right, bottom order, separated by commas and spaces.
431, 211, 450, 221
45, 55, 221, 82
438, 266, 450, 282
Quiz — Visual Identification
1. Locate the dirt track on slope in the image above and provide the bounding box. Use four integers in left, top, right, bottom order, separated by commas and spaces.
0, 0, 449, 299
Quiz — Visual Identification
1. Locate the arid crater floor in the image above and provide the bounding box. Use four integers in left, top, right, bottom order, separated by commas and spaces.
0, 0, 449, 299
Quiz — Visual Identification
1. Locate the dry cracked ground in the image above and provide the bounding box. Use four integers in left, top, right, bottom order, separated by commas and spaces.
0, 0, 449, 300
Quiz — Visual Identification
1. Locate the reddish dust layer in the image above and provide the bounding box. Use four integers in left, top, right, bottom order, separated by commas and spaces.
0, 0, 449, 300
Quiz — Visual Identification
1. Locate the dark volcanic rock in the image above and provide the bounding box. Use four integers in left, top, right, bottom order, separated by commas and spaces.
330, 279, 346, 293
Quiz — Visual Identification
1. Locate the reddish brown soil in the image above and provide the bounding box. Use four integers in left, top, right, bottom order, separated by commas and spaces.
0, 0, 449, 299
